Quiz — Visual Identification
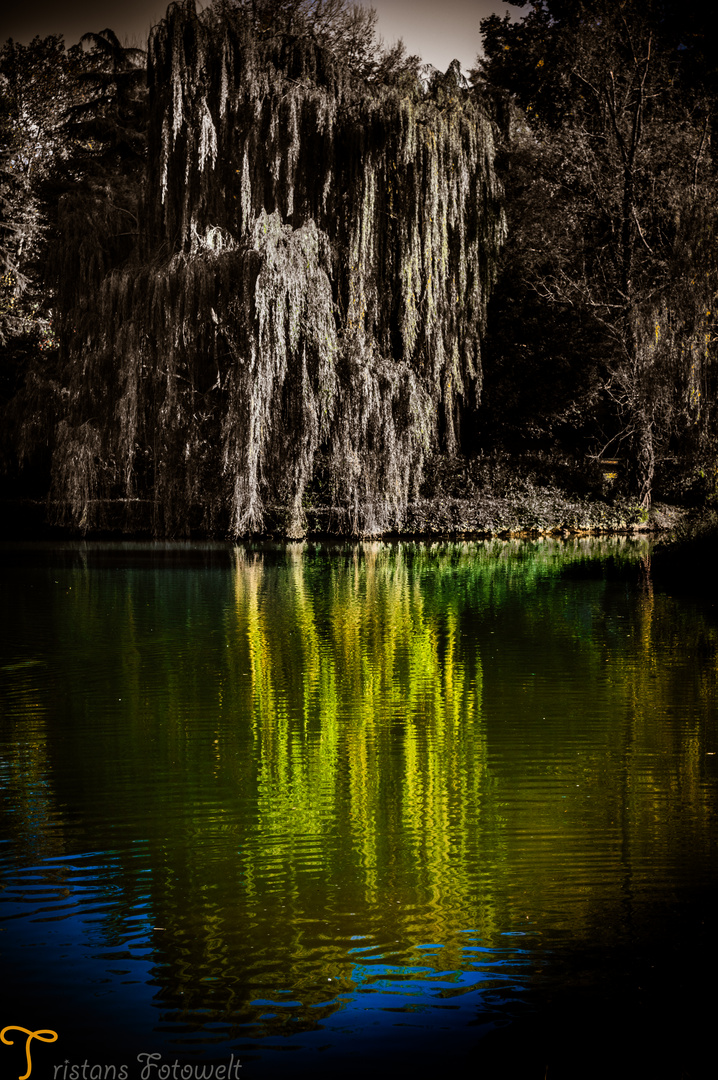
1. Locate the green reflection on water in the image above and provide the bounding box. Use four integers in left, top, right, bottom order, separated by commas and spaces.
1, 537, 717, 1061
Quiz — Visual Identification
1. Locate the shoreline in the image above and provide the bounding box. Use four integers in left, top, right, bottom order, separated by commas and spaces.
0, 494, 691, 542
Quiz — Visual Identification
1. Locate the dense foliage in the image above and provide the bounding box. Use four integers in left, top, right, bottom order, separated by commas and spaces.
1, 0, 717, 535
3, 0, 504, 536
475, 0, 718, 506
0, 28, 147, 494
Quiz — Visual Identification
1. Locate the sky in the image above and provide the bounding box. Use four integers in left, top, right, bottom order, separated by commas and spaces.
0, 1, 519, 73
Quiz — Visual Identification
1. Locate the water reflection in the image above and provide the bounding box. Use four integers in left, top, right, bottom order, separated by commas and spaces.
1, 538, 717, 1074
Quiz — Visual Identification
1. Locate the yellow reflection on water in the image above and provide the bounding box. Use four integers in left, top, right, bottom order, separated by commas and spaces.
3, 537, 718, 1047
231, 543, 489, 944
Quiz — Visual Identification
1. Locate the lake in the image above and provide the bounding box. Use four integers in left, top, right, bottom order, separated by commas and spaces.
1, 538, 717, 1079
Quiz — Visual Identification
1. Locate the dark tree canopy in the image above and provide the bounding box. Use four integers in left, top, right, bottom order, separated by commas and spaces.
476, 0, 718, 505
3, 0, 717, 533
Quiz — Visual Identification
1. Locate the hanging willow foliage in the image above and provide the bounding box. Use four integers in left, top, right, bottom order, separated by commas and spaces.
49, 0, 504, 536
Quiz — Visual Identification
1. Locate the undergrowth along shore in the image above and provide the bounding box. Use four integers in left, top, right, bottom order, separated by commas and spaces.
306, 493, 680, 538
3, 452, 712, 541
0, 491, 693, 541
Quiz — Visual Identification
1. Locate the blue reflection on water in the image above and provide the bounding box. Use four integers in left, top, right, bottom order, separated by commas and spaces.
1, 849, 533, 1070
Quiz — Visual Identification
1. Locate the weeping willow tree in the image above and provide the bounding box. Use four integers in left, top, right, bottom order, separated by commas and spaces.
48, 0, 504, 536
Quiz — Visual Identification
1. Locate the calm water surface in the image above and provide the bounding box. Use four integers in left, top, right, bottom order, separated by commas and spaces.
1, 539, 717, 1078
